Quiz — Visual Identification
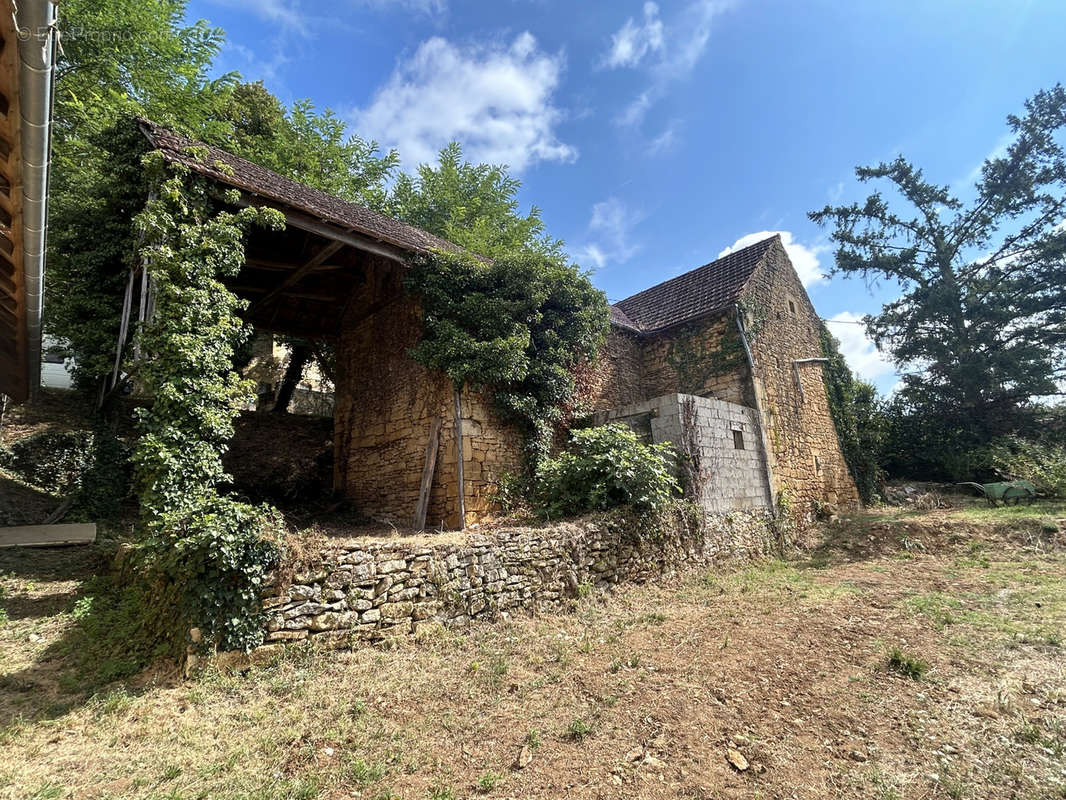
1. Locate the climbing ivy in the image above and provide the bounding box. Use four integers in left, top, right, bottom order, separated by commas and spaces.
405, 250, 610, 467
131, 151, 287, 652
819, 324, 884, 504
666, 323, 743, 395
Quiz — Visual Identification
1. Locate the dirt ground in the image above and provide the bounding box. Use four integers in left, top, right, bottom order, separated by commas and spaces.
1, 503, 1064, 800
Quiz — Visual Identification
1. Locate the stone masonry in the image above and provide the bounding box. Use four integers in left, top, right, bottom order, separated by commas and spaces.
260, 510, 777, 648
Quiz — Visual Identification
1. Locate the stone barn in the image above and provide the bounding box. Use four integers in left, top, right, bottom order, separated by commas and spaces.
128, 122, 857, 529
584, 235, 859, 514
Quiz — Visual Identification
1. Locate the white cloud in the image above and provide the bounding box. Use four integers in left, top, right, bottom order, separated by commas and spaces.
648, 121, 680, 155
611, 0, 733, 127
211, 0, 306, 34
352, 0, 447, 13
616, 91, 653, 127
825, 312, 896, 384
572, 197, 642, 271
352, 33, 576, 173
603, 2, 664, 68
718, 230, 827, 287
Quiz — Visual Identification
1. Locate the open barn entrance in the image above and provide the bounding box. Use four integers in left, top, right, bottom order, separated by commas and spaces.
139, 120, 519, 530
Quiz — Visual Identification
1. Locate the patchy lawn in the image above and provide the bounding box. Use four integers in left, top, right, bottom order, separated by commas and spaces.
1, 505, 1064, 800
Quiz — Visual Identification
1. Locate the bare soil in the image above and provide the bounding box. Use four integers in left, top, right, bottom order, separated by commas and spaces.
1, 504, 1064, 800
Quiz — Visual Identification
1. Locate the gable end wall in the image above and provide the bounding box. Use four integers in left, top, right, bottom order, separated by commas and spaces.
739, 240, 859, 510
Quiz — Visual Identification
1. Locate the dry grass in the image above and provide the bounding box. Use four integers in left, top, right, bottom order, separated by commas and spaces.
1, 508, 1065, 799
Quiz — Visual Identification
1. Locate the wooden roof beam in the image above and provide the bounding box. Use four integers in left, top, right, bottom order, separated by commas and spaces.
246, 239, 345, 314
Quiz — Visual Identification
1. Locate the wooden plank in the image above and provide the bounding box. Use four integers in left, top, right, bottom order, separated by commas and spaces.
453, 386, 466, 530
413, 415, 442, 530
0, 523, 97, 548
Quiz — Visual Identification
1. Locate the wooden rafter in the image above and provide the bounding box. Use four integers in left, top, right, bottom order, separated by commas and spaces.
246, 239, 345, 314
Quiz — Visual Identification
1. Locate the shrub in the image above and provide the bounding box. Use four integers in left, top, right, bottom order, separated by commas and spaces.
989, 437, 1066, 497
533, 424, 680, 518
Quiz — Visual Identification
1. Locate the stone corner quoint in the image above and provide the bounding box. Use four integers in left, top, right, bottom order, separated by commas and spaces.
132, 121, 860, 529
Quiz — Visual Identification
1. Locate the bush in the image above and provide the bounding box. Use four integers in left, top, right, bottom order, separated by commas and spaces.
989, 438, 1066, 497
533, 424, 680, 518
0, 430, 95, 494
152, 497, 285, 652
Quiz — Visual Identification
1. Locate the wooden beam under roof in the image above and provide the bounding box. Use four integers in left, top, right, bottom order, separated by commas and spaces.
246, 239, 345, 314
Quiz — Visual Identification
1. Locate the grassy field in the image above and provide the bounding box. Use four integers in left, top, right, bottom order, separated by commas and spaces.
1, 502, 1065, 799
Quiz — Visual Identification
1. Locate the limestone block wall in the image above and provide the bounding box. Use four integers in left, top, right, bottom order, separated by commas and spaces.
739, 240, 860, 510
640, 317, 749, 406
333, 283, 521, 528
596, 393, 772, 514
260, 511, 776, 648
581, 327, 644, 412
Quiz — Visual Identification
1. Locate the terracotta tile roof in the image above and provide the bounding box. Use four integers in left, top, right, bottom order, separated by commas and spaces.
612, 235, 778, 333
137, 118, 459, 255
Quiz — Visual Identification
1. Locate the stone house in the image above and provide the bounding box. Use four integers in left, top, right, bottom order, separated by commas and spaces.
117, 122, 857, 529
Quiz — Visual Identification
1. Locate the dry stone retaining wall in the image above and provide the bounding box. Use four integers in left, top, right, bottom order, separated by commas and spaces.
261, 511, 776, 648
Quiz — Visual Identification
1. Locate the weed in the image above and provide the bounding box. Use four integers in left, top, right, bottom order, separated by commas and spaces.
161, 764, 182, 781
0, 607, 7, 626
347, 758, 387, 785
476, 771, 503, 792
29, 784, 64, 800
886, 647, 929, 680
428, 785, 457, 800
566, 718, 593, 741
525, 728, 542, 749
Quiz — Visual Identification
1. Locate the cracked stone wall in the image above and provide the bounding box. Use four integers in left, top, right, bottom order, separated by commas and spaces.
260, 511, 776, 649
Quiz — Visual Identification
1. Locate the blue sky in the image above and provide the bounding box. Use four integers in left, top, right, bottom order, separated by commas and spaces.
185, 0, 1065, 394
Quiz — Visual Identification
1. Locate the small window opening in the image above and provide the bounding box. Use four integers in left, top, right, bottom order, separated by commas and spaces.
732, 429, 745, 450
788, 300, 796, 315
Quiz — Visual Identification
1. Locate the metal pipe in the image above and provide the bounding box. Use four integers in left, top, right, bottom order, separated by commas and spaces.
14, 0, 58, 399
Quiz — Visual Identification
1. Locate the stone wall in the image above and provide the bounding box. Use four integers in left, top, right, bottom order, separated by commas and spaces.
740, 240, 860, 510
580, 327, 644, 412
596, 393, 772, 513
261, 510, 777, 648
640, 317, 749, 406
333, 263, 522, 528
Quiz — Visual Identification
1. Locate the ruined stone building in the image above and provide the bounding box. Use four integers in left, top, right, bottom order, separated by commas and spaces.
128, 122, 858, 529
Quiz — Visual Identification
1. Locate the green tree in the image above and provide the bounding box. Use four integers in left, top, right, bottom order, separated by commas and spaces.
810, 86, 1066, 476
391, 142, 565, 259
47, 0, 233, 391
405, 250, 609, 461
218, 82, 398, 208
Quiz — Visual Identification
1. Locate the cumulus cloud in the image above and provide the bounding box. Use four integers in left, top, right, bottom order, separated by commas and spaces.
352, 33, 576, 173
603, 2, 664, 68
717, 230, 827, 287
825, 312, 897, 384
572, 197, 642, 270
609, 0, 733, 127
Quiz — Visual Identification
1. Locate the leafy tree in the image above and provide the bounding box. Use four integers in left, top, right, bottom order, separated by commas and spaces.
405, 250, 609, 461
810, 86, 1066, 476
47, 0, 233, 392
218, 82, 398, 208
391, 142, 565, 259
